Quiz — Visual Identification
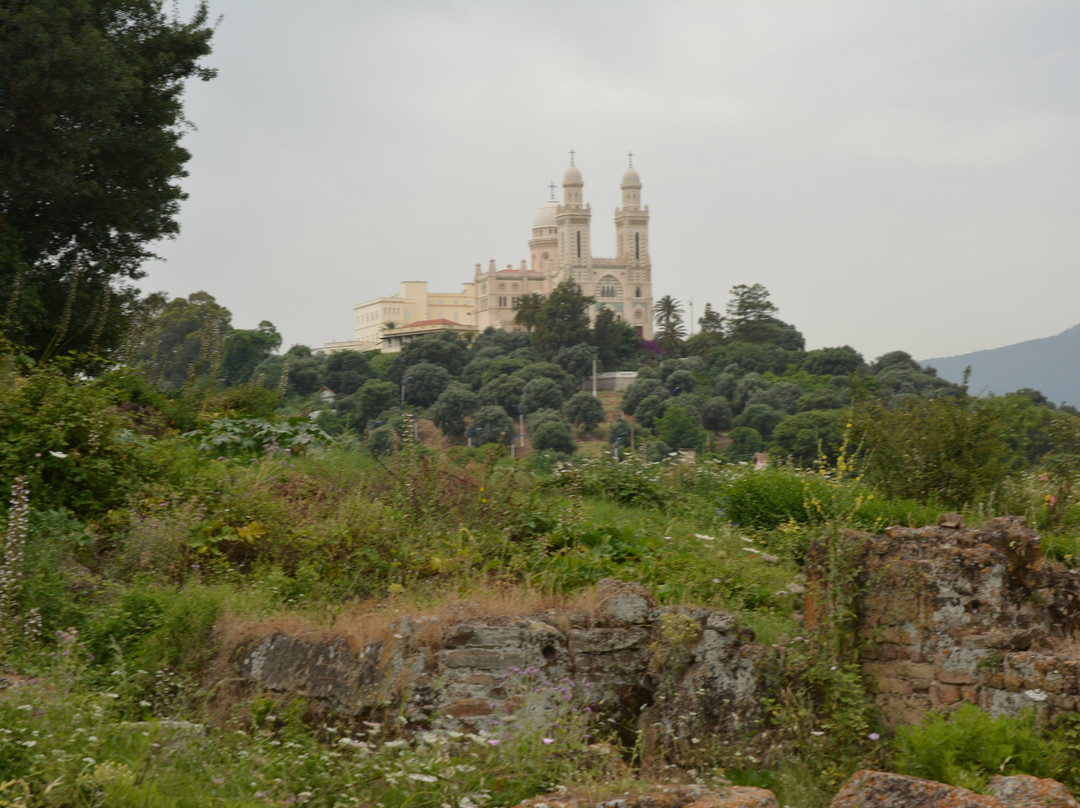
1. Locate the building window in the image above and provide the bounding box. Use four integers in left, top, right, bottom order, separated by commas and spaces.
597, 275, 621, 299
635, 286, 642, 298
498, 296, 508, 308
635, 233, 640, 260
576, 231, 581, 258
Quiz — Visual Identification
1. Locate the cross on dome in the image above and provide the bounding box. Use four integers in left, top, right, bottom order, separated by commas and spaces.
627, 151, 633, 167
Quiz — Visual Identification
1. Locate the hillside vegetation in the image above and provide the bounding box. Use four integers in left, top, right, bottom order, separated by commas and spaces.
3, 286, 1080, 807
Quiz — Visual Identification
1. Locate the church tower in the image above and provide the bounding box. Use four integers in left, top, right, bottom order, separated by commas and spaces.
555, 152, 592, 286
615, 154, 649, 264
528, 185, 559, 274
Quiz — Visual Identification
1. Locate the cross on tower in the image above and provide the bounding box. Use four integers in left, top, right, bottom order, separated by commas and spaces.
569, 148, 575, 166
548, 182, 556, 199
627, 151, 634, 167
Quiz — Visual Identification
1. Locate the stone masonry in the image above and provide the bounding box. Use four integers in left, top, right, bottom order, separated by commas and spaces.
808, 515, 1080, 726
233, 579, 774, 747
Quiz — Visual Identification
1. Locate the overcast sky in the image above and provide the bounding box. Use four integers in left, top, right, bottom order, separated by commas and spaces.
146, 0, 1080, 362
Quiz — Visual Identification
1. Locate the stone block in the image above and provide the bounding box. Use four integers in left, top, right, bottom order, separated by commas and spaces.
988, 774, 1079, 808
830, 770, 999, 808
936, 667, 975, 685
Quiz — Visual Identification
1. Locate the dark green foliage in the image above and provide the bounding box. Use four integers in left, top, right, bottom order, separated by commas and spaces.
707, 342, 796, 376
469, 405, 514, 446
725, 426, 764, 462
620, 377, 665, 416
803, 346, 865, 377
724, 284, 804, 349
870, 350, 922, 375
553, 344, 598, 379
771, 410, 845, 466
401, 362, 452, 408
634, 394, 668, 429
134, 291, 232, 389
749, 382, 803, 414
531, 421, 576, 454
323, 350, 372, 396
389, 331, 469, 380
563, 391, 605, 434
186, 417, 331, 456
593, 307, 640, 370
525, 408, 563, 437
701, 396, 733, 432
718, 467, 825, 529
853, 386, 1014, 508
797, 388, 843, 412
515, 361, 578, 397
732, 373, 771, 413
655, 406, 706, 451
520, 377, 563, 414
532, 280, 593, 356
355, 379, 398, 425
609, 417, 633, 449
479, 374, 527, 416
366, 424, 397, 456
0, 0, 216, 360
221, 321, 281, 386
0, 362, 154, 515
665, 369, 695, 395
429, 382, 479, 437
734, 403, 785, 441
470, 327, 532, 357
894, 704, 1071, 792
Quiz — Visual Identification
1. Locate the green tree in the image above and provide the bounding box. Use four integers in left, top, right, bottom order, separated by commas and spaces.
771, 409, 845, 466
401, 362, 452, 408
134, 290, 231, 389
563, 391, 605, 435
698, 302, 724, 334
512, 292, 545, 333
592, 307, 639, 370
734, 403, 785, 441
701, 396, 733, 432
429, 382, 479, 438
531, 420, 576, 454
323, 350, 371, 396
469, 405, 514, 446
553, 343, 598, 379
725, 426, 764, 462
389, 331, 468, 381
532, 280, 593, 356
655, 405, 706, 452
520, 377, 563, 414
355, 379, 397, 425
652, 295, 683, 330
724, 284, 804, 349
620, 377, 665, 417
221, 321, 281, 386
0, 0, 216, 361
803, 346, 865, 377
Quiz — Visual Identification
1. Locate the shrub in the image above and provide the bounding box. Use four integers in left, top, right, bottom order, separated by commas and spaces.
725, 426, 764, 462
469, 405, 514, 446
520, 377, 564, 414
563, 392, 605, 434
655, 406, 706, 452
531, 421, 576, 454
894, 704, 1070, 792
701, 396, 733, 432
734, 403, 785, 441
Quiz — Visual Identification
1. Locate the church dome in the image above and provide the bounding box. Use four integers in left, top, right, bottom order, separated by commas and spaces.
563, 163, 583, 185
533, 198, 558, 229
621, 166, 641, 187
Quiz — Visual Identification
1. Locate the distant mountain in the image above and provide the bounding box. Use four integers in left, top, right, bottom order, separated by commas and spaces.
921, 323, 1080, 406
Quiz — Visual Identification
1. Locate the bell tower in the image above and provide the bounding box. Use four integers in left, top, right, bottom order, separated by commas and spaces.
555, 150, 592, 280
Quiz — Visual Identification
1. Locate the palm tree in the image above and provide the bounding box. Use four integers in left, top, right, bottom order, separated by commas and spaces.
656, 320, 686, 358
381, 321, 398, 332
652, 295, 683, 330
513, 292, 545, 333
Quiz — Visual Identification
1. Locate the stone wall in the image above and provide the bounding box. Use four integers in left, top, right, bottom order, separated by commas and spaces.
807, 515, 1080, 726
231, 579, 775, 746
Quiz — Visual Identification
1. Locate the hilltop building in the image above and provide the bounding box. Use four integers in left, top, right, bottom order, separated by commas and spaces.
324, 154, 653, 354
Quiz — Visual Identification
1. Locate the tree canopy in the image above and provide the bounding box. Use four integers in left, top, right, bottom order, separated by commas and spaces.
0, 0, 217, 360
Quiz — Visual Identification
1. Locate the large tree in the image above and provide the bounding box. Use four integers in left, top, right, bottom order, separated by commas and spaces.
532, 280, 593, 356
0, 0, 216, 360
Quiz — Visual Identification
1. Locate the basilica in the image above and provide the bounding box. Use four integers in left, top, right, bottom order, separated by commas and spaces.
324, 155, 654, 354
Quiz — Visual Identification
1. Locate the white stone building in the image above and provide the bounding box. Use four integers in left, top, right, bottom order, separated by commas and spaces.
331, 155, 654, 353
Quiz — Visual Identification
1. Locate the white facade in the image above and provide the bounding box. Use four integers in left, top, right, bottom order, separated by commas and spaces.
333, 155, 654, 353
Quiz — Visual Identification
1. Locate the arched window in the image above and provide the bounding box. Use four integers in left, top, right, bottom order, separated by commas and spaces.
635, 233, 640, 260
597, 275, 622, 300
635, 286, 642, 298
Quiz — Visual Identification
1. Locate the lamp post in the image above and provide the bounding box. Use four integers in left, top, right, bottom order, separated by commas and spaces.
613, 436, 622, 461
400, 375, 412, 405
512, 404, 524, 446
468, 427, 482, 448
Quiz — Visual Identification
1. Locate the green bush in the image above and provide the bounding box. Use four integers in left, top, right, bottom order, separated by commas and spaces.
894, 704, 1070, 792
719, 467, 828, 530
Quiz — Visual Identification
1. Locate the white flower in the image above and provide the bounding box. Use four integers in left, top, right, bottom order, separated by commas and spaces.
408, 774, 439, 783
1025, 689, 1048, 702
49, 451, 68, 458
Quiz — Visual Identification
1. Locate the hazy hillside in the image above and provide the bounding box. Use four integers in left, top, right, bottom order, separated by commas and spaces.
923, 323, 1080, 405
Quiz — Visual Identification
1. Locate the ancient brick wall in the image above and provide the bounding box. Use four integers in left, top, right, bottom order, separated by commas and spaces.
808, 516, 1080, 726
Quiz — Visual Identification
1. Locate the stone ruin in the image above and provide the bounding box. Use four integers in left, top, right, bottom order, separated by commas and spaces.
807, 515, 1080, 726
230, 579, 774, 747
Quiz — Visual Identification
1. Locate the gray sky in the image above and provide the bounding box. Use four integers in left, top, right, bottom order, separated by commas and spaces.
146, 0, 1080, 362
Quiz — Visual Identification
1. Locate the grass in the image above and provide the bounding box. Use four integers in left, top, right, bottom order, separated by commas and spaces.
4, 433, 1079, 807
